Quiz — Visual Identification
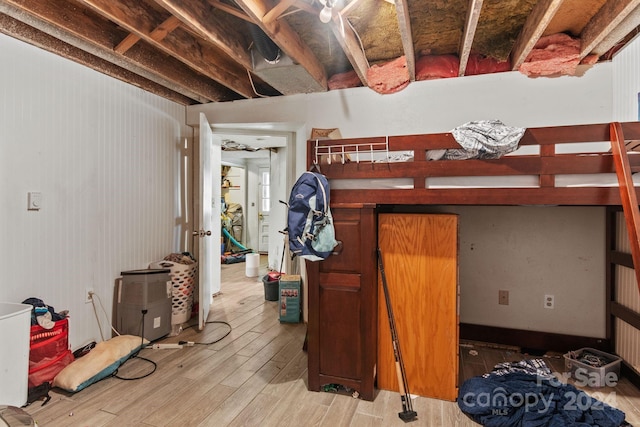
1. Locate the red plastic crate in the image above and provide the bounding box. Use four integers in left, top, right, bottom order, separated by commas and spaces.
28, 318, 74, 387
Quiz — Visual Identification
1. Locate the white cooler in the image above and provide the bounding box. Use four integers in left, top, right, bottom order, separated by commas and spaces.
0, 302, 32, 407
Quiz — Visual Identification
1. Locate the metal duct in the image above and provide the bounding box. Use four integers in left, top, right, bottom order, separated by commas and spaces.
248, 24, 325, 95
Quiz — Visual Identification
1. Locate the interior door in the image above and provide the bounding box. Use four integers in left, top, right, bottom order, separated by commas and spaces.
258, 166, 270, 253
197, 113, 221, 330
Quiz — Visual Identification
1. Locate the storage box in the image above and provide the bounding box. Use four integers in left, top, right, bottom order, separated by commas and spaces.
279, 275, 301, 323
563, 347, 622, 387
117, 269, 172, 341
0, 302, 31, 406
28, 318, 74, 388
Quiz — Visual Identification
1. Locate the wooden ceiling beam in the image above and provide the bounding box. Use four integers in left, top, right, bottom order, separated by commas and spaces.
79, 0, 256, 98
1, 0, 234, 103
115, 15, 181, 54
330, 13, 369, 86
263, 0, 297, 24
0, 12, 196, 105
153, 0, 253, 70
510, 0, 564, 70
235, 0, 327, 91
209, 0, 254, 23
395, 0, 415, 81
458, 0, 483, 77
593, 3, 640, 56
580, 0, 640, 59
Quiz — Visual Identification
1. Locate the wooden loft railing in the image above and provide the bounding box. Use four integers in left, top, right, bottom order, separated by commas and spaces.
307, 122, 640, 206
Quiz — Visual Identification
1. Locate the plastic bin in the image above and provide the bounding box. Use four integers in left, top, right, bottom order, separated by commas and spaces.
28, 318, 74, 388
0, 302, 32, 406
262, 274, 279, 301
564, 347, 622, 387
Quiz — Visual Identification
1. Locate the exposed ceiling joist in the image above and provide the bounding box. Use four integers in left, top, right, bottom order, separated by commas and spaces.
328, 8, 370, 87
115, 15, 181, 54
394, 0, 415, 81
580, 0, 640, 59
458, 0, 484, 77
510, 0, 564, 70
262, 0, 297, 24
1, 0, 234, 103
3, 0, 640, 104
153, 0, 254, 70
593, 3, 640, 56
78, 0, 256, 98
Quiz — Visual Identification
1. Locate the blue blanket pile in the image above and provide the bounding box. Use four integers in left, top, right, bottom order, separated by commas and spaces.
458, 359, 628, 427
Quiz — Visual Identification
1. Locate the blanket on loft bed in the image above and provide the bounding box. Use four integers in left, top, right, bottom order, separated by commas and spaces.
430, 119, 527, 161
457, 359, 629, 427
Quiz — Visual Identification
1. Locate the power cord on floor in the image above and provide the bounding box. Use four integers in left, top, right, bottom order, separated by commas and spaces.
178, 320, 232, 346
112, 310, 157, 381
111, 320, 232, 381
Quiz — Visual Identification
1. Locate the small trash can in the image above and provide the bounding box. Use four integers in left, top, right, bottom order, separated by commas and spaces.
246, 253, 260, 277
0, 302, 32, 407
262, 274, 279, 301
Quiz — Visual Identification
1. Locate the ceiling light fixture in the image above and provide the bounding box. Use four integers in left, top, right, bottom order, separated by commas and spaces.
318, 0, 336, 23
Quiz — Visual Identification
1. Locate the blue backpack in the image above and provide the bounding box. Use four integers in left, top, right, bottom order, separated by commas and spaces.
287, 171, 337, 261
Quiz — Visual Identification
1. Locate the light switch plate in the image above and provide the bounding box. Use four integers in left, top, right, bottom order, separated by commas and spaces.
28, 192, 42, 210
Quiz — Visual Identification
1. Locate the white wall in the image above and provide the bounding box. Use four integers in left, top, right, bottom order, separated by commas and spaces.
613, 33, 640, 121
188, 62, 614, 338
0, 34, 190, 349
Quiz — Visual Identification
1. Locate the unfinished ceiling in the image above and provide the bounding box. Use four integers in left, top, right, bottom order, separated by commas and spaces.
1, 0, 639, 105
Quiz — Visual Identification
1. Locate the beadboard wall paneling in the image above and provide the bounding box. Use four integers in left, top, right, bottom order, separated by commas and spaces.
0, 33, 190, 349
612, 34, 640, 373
613, 33, 640, 121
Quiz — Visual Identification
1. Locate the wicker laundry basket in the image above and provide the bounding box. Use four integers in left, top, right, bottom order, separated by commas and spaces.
149, 260, 197, 325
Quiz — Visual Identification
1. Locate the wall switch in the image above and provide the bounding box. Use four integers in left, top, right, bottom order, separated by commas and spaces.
498, 290, 509, 305
544, 294, 554, 309
27, 192, 42, 210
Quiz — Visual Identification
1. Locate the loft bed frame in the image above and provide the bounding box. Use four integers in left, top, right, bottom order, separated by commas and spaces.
307, 121, 640, 207
307, 121, 640, 387
307, 121, 640, 291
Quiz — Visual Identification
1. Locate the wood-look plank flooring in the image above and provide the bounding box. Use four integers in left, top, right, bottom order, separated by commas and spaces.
24, 256, 640, 426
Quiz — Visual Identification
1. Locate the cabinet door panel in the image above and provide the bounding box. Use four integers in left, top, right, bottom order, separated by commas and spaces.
377, 213, 459, 401
321, 213, 361, 273
319, 286, 362, 379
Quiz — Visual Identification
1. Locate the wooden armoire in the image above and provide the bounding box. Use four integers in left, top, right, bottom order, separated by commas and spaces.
306, 204, 377, 401
306, 208, 459, 402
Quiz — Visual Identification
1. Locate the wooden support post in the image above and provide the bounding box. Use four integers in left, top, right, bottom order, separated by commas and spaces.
610, 122, 640, 294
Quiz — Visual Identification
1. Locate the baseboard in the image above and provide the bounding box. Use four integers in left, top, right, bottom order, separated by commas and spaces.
460, 323, 610, 353
621, 361, 640, 389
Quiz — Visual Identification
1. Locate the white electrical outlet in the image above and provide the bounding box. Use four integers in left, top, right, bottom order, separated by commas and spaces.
544, 294, 554, 309
85, 288, 94, 304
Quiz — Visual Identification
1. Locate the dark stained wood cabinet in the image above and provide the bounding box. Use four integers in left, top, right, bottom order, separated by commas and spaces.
306, 204, 377, 401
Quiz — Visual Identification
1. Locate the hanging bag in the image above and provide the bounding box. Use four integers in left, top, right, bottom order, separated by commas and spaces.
287, 171, 337, 261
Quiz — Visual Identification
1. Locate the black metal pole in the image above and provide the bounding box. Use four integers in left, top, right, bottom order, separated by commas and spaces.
377, 248, 418, 422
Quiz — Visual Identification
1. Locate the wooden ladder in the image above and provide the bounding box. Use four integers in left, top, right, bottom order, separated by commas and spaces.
610, 122, 640, 293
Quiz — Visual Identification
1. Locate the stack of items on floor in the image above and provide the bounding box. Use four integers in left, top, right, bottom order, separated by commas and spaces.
21, 298, 73, 405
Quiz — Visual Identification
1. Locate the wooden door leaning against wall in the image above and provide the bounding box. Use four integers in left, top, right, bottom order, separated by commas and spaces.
377, 213, 459, 401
